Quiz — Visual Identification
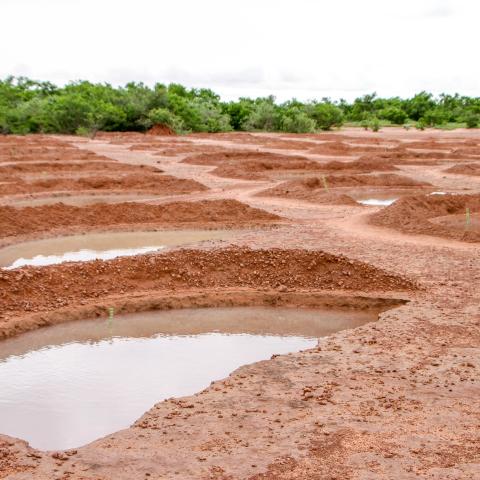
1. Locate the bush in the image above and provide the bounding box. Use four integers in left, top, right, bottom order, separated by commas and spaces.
281, 108, 316, 133
242, 101, 280, 131
370, 117, 380, 132
309, 103, 343, 130
422, 109, 448, 127
379, 106, 407, 125
416, 118, 428, 130
143, 108, 185, 133
465, 113, 479, 129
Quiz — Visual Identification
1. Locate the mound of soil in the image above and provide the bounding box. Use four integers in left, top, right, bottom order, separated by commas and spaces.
189, 133, 320, 150
445, 163, 480, 176
257, 179, 358, 206
323, 173, 429, 188
309, 142, 386, 155
322, 158, 398, 173
370, 193, 480, 242
0, 162, 162, 175
0, 246, 415, 324
1, 174, 207, 197
0, 200, 280, 238
183, 151, 321, 180
0, 136, 113, 163
147, 124, 176, 136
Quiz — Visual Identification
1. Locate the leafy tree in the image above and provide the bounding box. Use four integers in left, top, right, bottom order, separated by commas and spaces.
379, 106, 407, 125
141, 107, 185, 132
0, 76, 479, 134
280, 107, 316, 133
308, 102, 343, 130
465, 112, 479, 128
242, 100, 280, 131
405, 92, 436, 121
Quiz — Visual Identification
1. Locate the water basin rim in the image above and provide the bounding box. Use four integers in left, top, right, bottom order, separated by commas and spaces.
1, 289, 409, 343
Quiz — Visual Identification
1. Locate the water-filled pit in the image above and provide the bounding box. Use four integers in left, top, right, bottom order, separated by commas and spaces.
0, 305, 379, 451
0, 230, 236, 269
357, 198, 397, 206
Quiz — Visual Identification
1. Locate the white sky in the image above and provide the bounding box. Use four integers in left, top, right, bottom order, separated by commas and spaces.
1, 0, 479, 101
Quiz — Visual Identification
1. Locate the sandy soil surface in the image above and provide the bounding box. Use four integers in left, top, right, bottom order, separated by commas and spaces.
0, 128, 479, 479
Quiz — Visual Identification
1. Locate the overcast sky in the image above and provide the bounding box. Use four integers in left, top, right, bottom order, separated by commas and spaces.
2, 0, 479, 101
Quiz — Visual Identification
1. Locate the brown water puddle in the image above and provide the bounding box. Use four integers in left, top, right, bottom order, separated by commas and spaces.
0, 306, 377, 451
0, 229, 237, 269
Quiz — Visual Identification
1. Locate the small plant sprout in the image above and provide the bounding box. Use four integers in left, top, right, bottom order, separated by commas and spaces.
322, 175, 329, 192
108, 307, 115, 324
465, 207, 471, 229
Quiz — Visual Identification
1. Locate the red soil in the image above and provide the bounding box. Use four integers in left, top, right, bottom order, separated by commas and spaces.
0, 135, 112, 164
324, 173, 429, 188
445, 163, 480, 176
0, 173, 207, 196
0, 200, 280, 238
321, 158, 398, 173
309, 141, 389, 155
0, 162, 162, 175
183, 151, 321, 179
257, 178, 358, 205
146, 124, 176, 136
0, 246, 415, 327
370, 193, 480, 242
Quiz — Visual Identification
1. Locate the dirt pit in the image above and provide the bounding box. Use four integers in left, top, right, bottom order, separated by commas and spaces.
0, 305, 383, 450
0, 230, 237, 269
255, 175, 429, 205
429, 212, 480, 233
370, 193, 480, 242
445, 163, 480, 176
1, 129, 480, 479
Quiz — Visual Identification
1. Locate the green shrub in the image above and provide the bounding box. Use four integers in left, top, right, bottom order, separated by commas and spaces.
242, 101, 280, 131
143, 108, 185, 133
309, 103, 343, 130
370, 117, 380, 132
379, 106, 407, 125
416, 118, 428, 130
281, 108, 316, 133
465, 113, 479, 129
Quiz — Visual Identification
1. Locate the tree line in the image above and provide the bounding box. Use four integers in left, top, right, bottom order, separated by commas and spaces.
1, 76, 479, 135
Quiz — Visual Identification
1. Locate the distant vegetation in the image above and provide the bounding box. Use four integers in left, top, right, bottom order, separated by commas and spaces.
1, 76, 479, 135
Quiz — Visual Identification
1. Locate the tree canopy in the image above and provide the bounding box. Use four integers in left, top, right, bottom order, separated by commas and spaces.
1, 77, 479, 135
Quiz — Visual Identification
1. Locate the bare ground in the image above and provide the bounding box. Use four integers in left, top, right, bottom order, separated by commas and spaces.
0, 128, 479, 480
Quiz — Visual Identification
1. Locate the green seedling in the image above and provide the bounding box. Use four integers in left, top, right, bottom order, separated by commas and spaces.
322, 175, 329, 193
108, 307, 114, 324
466, 207, 471, 229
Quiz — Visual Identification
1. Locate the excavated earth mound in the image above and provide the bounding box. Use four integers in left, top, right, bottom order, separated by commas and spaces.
256, 179, 358, 206
324, 173, 430, 187
0, 173, 207, 196
445, 163, 480, 176
147, 124, 176, 136
370, 193, 480, 242
309, 141, 388, 155
183, 151, 321, 180
0, 246, 415, 337
0, 199, 280, 238
321, 158, 398, 173
0, 162, 162, 175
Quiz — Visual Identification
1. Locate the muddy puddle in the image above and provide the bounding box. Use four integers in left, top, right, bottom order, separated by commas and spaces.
0, 230, 236, 269
357, 198, 397, 206
353, 188, 437, 206
0, 193, 165, 207
0, 306, 377, 450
